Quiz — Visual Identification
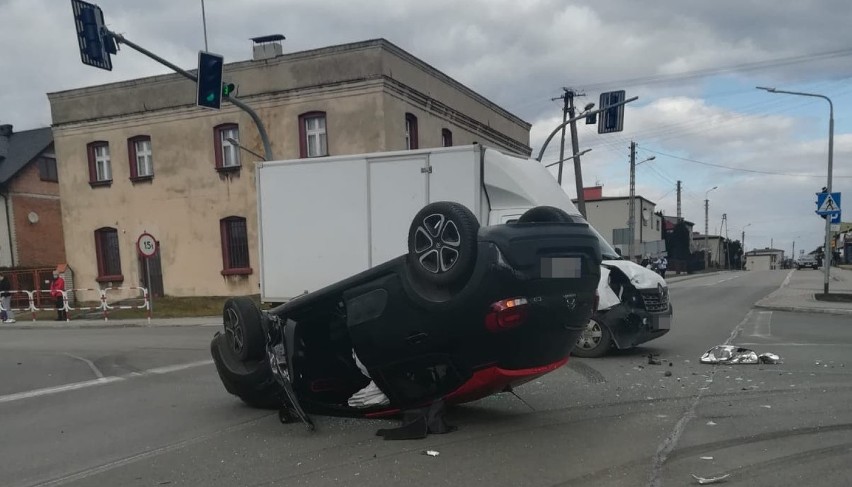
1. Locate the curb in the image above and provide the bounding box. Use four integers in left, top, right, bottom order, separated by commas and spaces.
666, 271, 726, 284
754, 303, 852, 316
0, 321, 221, 330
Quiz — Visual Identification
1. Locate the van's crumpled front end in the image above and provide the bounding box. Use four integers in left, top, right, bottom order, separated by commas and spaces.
595, 260, 672, 350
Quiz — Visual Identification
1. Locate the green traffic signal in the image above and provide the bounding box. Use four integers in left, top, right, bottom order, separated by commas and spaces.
222, 83, 235, 96
206, 92, 215, 102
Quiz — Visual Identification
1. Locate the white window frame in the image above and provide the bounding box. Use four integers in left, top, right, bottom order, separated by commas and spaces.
220, 127, 241, 167
405, 119, 412, 150
305, 115, 327, 158
135, 139, 153, 177
94, 145, 112, 181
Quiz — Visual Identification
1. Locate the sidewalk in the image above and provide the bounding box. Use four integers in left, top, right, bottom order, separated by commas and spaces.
665, 270, 727, 283
755, 267, 852, 315
0, 315, 221, 330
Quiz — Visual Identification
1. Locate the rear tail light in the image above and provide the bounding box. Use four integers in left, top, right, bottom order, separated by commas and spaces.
594, 290, 600, 311
485, 297, 529, 333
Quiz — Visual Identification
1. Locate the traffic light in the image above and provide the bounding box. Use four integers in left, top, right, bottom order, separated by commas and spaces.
222, 83, 235, 97
197, 51, 224, 110
598, 90, 626, 134
71, 0, 114, 71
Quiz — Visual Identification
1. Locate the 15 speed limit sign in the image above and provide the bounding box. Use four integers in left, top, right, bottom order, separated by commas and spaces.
137, 232, 158, 258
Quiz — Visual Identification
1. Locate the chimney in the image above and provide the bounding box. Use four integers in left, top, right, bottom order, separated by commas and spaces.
0, 124, 12, 160
583, 185, 603, 200
251, 34, 285, 61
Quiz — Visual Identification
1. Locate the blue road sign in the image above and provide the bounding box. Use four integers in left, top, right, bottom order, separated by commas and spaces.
816, 192, 841, 215
71, 0, 113, 71
831, 211, 841, 224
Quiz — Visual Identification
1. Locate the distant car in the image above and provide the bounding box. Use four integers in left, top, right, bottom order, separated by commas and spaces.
796, 254, 819, 270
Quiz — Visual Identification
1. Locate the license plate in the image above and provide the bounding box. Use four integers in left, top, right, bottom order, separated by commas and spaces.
656, 315, 671, 330
541, 257, 582, 278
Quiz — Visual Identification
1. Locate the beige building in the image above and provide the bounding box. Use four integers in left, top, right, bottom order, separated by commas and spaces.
48, 38, 531, 299
575, 186, 664, 260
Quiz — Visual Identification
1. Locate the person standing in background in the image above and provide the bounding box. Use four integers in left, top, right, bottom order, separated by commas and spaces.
50, 271, 67, 321
0, 274, 14, 323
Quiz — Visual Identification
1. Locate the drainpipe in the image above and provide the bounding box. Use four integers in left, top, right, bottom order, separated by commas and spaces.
1, 188, 13, 267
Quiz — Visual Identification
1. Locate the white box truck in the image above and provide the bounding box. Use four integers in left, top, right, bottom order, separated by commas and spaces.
256, 144, 672, 357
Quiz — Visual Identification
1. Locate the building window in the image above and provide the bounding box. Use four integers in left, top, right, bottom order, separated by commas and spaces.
87, 142, 112, 186
94, 227, 123, 282
214, 124, 241, 171
299, 111, 328, 158
128, 136, 154, 180
656, 220, 660, 231
38, 157, 58, 182
405, 113, 418, 150
220, 216, 252, 275
441, 128, 453, 147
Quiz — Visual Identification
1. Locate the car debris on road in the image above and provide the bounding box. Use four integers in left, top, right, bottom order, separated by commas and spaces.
692, 473, 731, 484
700, 345, 781, 365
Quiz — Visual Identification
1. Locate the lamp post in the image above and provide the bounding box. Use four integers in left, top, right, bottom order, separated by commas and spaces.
757, 86, 834, 293
627, 154, 655, 262
704, 186, 718, 270
741, 223, 752, 270
545, 148, 593, 168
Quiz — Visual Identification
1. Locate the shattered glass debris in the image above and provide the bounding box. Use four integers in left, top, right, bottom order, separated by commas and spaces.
700, 345, 782, 365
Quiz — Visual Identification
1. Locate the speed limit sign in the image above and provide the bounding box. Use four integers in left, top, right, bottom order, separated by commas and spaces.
137, 232, 158, 258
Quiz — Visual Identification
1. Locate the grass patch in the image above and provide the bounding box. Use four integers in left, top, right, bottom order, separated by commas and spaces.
815, 293, 852, 303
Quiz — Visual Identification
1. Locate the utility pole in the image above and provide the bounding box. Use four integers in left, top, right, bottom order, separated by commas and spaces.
567, 89, 586, 218
676, 180, 682, 220
704, 199, 710, 270
721, 213, 729, 270
552, 88, 588, 217
552, 91, 569, 187
628, 141, 637, 263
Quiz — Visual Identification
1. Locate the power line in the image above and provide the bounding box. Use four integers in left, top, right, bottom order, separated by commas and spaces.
641, 148, 852, 179
579, 47, 852, 91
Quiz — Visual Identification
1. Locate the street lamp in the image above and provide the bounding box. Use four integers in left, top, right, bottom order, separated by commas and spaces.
704, 186, 718, 270
226, 137, 266, 161
626, 155, 656, 262
545, 148, 593, 168
757, 86, 834, 294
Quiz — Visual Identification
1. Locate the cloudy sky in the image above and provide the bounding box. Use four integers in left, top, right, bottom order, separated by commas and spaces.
3, 0, 852, 255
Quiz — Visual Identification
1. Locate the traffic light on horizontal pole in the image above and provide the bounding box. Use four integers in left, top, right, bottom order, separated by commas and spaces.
197, 51, 224, 110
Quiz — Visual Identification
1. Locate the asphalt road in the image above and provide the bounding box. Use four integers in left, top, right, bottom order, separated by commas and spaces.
2, 270, 851, 487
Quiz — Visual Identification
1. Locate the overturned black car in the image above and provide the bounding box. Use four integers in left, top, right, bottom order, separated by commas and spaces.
211, 203, 602, 433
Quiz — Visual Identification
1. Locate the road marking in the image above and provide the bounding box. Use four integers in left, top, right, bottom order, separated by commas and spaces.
64, 353, 105, 379
781, 269, 795, 288
648, 310, 755, 486
751, 311, 773, 338
0, 360, 213, 405
0, 377, 124, 404
738, 342, 852, 347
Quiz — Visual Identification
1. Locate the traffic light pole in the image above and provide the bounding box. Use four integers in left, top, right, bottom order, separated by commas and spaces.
107, 31, 274, 162
536, 97, 638, 163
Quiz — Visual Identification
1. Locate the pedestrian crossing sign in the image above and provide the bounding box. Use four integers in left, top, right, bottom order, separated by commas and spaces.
816, 192, 841, 215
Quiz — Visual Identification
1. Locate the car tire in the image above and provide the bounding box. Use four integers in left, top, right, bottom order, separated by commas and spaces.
210, 333, 283, 409
517, 205, 575, 223
407, 201, 480, 287
571, 316, 613, 358
222, 296, 265, 361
